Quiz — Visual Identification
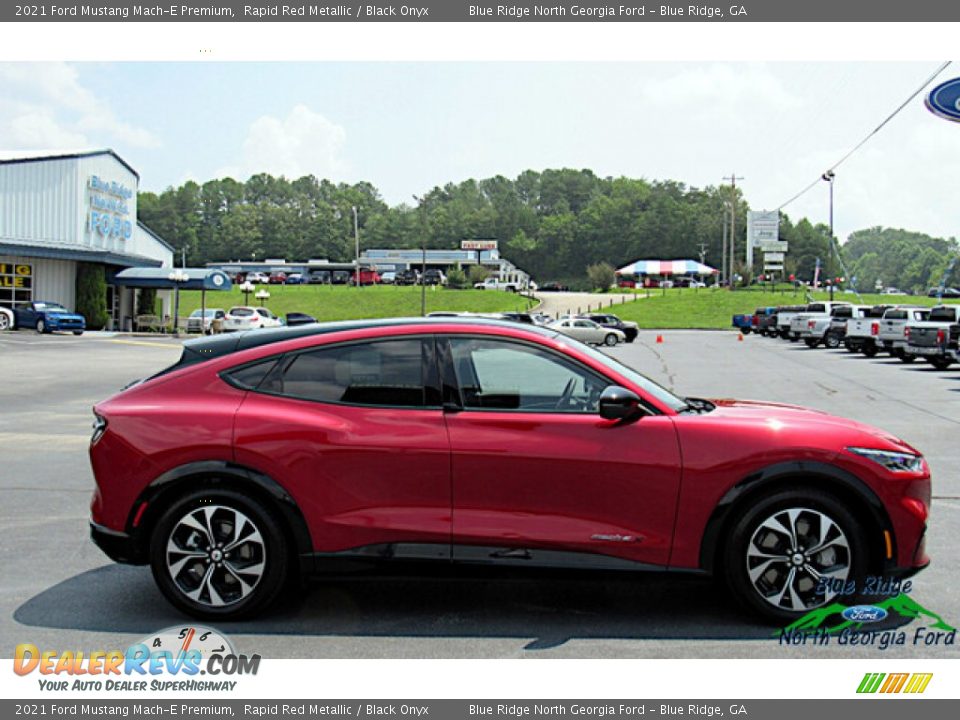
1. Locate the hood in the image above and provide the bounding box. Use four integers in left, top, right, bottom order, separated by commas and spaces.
707, 398, 920, 454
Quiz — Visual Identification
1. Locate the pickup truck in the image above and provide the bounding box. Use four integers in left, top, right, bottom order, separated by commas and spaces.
904, 305, 960, 370
844, 305, 895, 356
822, 305, 872, 349
474, 277, 519, 292
772, 304, 809, 339
878, 306, 930, 363
732, 307, 773, 334
786, 301, 852, 344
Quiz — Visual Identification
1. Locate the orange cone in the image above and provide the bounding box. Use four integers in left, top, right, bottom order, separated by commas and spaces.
656, 334, 663, 344
738, 332, 744, 342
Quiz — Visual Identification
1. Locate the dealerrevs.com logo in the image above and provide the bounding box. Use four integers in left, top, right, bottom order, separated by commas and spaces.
13, 626, 260, 692
857, 672, 933, 694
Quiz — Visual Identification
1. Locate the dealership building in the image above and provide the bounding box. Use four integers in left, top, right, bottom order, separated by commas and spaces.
0, 149, 175, 328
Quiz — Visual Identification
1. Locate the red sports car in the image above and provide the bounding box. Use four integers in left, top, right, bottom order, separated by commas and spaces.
88, 319, 930, 620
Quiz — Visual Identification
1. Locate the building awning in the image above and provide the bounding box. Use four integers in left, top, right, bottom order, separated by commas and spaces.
113, 267, 233, 291
0, 241, 165, 268
617, 259, 719, 276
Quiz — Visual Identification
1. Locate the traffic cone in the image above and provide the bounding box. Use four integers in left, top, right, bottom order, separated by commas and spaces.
656, 334, 663, 344
738, 332, 744, 342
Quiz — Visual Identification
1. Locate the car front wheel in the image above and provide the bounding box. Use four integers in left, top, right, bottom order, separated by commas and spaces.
150, 488, 289, 619
723, 489, 867, 622
35, 319, 46, 334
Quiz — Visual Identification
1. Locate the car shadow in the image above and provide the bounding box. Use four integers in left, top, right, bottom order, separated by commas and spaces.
15, 564, 794, 649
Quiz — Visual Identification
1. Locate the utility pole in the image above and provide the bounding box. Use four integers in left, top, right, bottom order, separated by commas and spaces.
413, 195, 427, 316
352, 205, 360, 288
821, 170, 836, 286
721, 203, 729, 286
723, 173, 743, 288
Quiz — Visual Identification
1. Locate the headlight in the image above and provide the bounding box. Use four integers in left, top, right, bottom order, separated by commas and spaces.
847, 447, 924, 473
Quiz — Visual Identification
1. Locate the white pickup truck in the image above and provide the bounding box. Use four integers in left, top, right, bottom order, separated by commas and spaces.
787, 301, 852, 346
844, 305, 896, 356
877, 306, 931, 363
775, 303, 821, 340
474, 277, 520, 292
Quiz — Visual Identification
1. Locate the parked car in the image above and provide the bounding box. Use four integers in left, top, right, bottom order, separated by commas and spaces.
794, 304, 861, 348
246, 272, 269, 284
756, 308, 780, 337
352, 269, 381, 286
380, 271, 397, 285
583, 314, 639, 343
13, 300, 86, 335
538, 281, 569, 292
268, 271, 288, 285
422, 269, 446, 286
88, 317, 931, 621
285, 312, 318, 327
905, 305, 960, 370
616, 275, 636, 289
395, 269, 420, 286
773, 305, 809, 340
331, 270, 351, 285
550, 317, 625, 346
927, 287, 960, 299
221, 306, 283, 332
0, 306, 13, 331
284, 273, 304, 285
499, 312, 537, 325
308, 270, 331, 285
731, 312, 755, 334
787, 302, 852, 345
474, 277, 519, 292
877, 307, 930, 362
186, 308, 226, 335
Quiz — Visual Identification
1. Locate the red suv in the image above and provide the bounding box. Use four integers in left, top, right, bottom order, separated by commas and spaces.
89, 319, 930, 620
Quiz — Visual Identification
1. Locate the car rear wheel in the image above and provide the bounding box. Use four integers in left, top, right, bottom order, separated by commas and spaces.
0, 313, 10, 331
35, 319, 45, 334
824, 333, 840, 349
723, 489, 867, 622
149, 488, 289, 620
927, 357, 953, 371
72, 330, 83, 336
862, 344, 879, 358
604, 333, 618, 346
804, 338, 820, 348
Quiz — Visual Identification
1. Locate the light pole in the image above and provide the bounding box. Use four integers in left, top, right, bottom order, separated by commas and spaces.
413, 194, 427, 316
822, 170, 836, 301
168, 269, 189, 334
352, 205, 360, 288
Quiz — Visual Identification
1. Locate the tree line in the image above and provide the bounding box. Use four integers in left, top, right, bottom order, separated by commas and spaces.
137, 169, 958, 293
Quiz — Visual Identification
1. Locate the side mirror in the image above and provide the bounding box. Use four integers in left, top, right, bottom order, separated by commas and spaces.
599, 385, 643, 421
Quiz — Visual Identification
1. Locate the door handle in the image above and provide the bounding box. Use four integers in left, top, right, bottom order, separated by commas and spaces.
490, 548, 532, 560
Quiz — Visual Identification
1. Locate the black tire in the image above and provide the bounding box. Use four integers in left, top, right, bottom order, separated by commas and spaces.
789, 335, 799, 343
804, 338, 820, 348
898, 353, 916, 364
742, 327, 752, 335
72, 330, 83, 336
862, 344, 879, 358
149, 488, 290, 620
36, 319, 46, 334
604, 333, 618, 347
723, 488, 868, 623
928, 357, 953, 371
824, 333, 840, 349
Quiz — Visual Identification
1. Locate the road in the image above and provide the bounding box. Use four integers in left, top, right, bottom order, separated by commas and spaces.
1, 329, 957, 658
533, 291, 636, 318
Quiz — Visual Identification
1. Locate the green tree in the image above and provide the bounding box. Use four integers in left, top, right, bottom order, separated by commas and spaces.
586, 262, 616, 292
75, 263, 109, 330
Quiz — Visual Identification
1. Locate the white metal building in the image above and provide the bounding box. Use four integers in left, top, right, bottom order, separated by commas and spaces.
0, 149, 174, 329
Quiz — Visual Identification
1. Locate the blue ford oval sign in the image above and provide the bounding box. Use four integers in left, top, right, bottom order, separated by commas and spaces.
926, 78, 960, 123
842, 605, 889, 623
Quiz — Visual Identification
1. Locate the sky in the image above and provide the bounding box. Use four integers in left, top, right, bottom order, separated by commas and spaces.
1, 61, 958, 244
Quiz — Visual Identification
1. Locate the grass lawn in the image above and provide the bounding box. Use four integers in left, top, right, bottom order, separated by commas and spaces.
173, 284, 535, 322
612, 287, 951, 330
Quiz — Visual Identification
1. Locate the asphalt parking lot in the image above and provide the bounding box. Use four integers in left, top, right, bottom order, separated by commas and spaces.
1, 329, 958, 658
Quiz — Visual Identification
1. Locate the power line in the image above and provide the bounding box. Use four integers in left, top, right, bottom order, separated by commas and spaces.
777, 61, 953, 211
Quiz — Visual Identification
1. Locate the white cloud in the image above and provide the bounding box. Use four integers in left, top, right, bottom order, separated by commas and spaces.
639, 63, 802, 112
0, 62, 160, 151
215, 105, 347, 181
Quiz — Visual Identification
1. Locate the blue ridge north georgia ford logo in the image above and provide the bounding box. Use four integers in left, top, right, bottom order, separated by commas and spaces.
925, 77, 960, 123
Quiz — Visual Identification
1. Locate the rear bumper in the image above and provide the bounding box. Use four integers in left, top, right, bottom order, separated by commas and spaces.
90, 521, 146, 565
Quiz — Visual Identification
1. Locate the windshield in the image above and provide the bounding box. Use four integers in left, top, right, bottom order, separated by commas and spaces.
37, 303, 67, 312
554, 335, 688, 412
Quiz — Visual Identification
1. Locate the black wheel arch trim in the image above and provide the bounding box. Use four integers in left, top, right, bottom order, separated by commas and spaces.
697, 460, 894, 575
125, 460, 314, 572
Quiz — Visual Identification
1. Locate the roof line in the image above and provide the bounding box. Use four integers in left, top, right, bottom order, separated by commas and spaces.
0, 149, 140, 180
136, 220, 175, 252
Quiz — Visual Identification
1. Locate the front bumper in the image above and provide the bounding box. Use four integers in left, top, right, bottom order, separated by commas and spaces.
90, 521, 146, 565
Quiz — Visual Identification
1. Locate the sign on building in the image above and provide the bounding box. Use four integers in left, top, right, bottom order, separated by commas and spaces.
0, 262, 32, 306
461, 240, 498, 250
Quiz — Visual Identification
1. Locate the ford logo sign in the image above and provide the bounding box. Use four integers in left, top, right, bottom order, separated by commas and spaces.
925, 77, 960, 123
841, 605, 889, 623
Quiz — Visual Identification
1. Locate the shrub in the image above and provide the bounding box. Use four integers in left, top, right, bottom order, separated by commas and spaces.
446, 266, 469, 290
468, 265, 490, 284
76, 263, 109, 330
586, 262, 616, 292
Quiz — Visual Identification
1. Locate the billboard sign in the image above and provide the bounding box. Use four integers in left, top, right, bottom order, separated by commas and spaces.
461, 240, 498, 250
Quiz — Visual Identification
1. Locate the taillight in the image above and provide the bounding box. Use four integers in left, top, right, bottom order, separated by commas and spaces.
808, 320, 816, 330
871, 322, 879, 336
905, 327, 911, 340
936, 328, 946, 345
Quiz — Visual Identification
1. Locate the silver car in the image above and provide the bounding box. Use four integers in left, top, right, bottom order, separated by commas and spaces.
549, 318, 626, 346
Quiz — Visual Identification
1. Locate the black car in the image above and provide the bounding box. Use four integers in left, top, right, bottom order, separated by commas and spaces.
539, 281, 569, 292
395, 269, 419, 286
331, 270, 351, 285
285, 312, 318, 327
583, 314, 639, 343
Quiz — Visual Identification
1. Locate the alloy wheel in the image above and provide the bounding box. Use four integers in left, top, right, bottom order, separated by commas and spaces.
165, 505, 266, 608
745, 507, 851, 612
